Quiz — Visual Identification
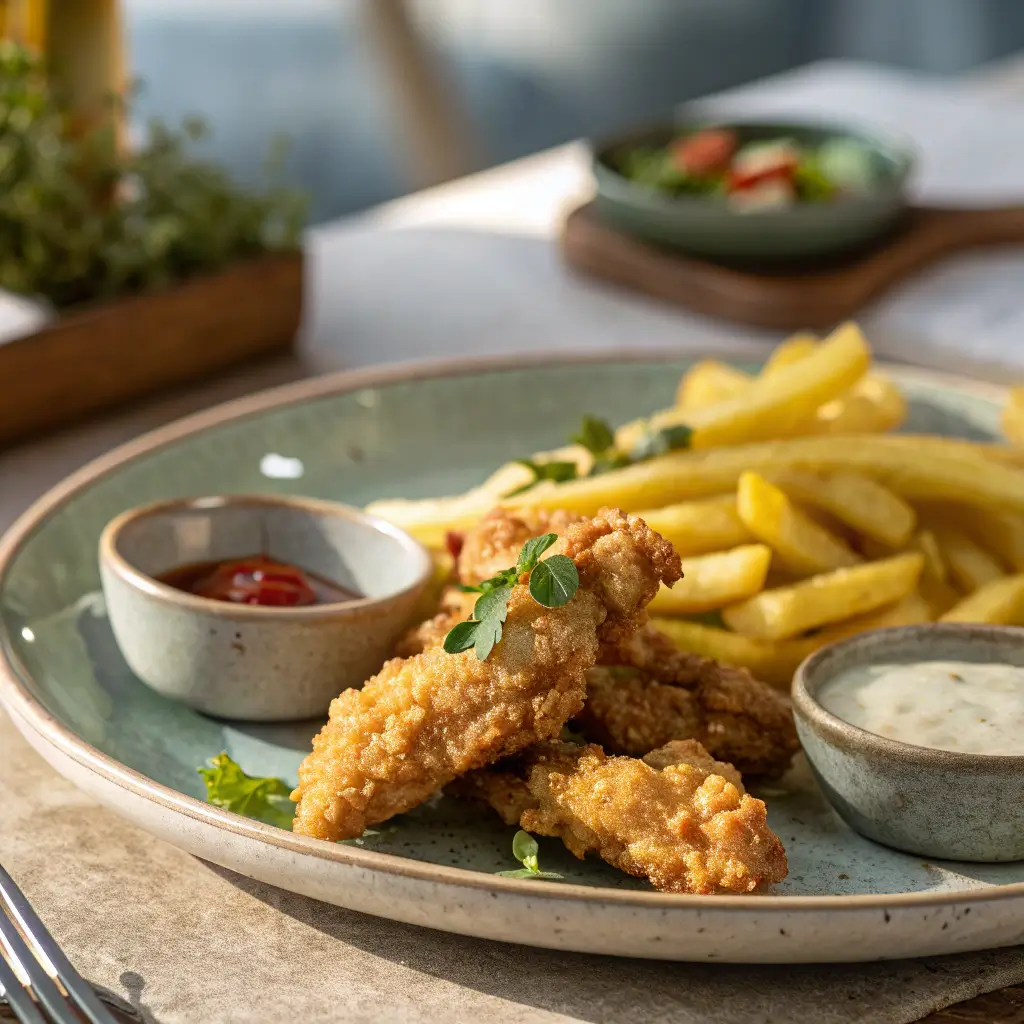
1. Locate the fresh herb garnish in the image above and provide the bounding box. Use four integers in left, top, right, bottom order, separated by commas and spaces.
443, 534, 579, 659
197, 752, 295, 829
630, 423, 694, 462
572, 414, 616, 456
505, 414, 691, 498
496, 830, 563, 880
505, 459, 580, 498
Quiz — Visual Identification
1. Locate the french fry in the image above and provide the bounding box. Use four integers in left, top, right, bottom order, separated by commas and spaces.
815, 591, 933, 641
649, 545, 772, 616
940, 573, 1024, 625
1002, 387, 1024, 448
765, 468, 916, 548
616, 321, 871, 450
931, 524, 1004, 592
931, 505, 1024, 572
920, 578, 962, 619
636, 495, 754, 557
368, 445, 588, 547
652, 617, 822, 688
737, 472, 860, 575
759, 333, 818, 376
676, 360, 751, 409
509, 435, 1024, 518
911, 530, 948, 584
721, 553, 924, 640
808, 373, 907, 436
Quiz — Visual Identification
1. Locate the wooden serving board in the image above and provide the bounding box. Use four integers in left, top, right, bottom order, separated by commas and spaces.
0, 252, 303, 447
561, 201, 1024, 330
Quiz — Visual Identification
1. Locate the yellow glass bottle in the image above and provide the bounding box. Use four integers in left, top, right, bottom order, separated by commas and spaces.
0, 0, 125, 139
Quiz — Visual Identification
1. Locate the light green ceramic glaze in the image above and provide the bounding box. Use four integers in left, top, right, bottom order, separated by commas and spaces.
1, 358, 1020, 897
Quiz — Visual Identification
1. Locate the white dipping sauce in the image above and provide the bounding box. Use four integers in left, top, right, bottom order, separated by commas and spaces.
818, 660, 1024, 755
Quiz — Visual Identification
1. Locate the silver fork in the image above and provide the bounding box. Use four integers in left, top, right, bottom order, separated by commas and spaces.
0, 863, 119, 1024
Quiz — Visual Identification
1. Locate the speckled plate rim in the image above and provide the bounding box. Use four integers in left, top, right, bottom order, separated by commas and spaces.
0, 347, 1020, 918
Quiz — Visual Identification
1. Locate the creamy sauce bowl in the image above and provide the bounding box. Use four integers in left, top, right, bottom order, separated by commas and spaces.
793, 624, 1024, 863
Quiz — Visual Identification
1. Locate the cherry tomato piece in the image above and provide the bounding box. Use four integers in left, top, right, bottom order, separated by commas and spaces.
669, 129, 737, 176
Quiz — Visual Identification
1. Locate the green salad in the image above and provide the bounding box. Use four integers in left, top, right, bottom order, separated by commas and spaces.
619, 127, 879, 211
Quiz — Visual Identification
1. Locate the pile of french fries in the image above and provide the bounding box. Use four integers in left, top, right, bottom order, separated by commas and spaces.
369, 323, 1024, 687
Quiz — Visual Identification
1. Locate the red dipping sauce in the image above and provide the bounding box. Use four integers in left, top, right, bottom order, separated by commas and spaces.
159, 554, 361, 608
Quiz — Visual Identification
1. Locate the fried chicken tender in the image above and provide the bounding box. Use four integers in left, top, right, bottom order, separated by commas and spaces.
576, 664, 799, 777
394, 509, 583, 658
457, 739, 788, 894
291, 509, 681, 840
458, 508, 582, 585
393, 587, 474, 658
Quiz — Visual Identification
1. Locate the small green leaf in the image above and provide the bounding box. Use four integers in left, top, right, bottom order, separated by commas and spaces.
197, 753, 295, 829
505, 459, 579, 498
496, 831, 562, 879
495, 867, 563, 880
473, 585, 513, 625
572, 415, 615, 456
443, 620, 479, 654
517, 533, 558, 573
630, 423, 693, 462
588, 451, 631, 477
511, 829, 540, 864
473, 616, 502, 661
529, 555, 579, 608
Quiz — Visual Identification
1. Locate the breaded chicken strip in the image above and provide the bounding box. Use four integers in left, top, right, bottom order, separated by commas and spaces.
291, 509, 681, 840
458, 508, 582, 586
576, 665, 799, 777
393, 587, 473, 658
394, 509, 582, 657
457, 739, 788, 894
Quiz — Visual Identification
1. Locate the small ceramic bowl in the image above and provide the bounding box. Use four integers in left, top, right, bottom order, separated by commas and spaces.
99, 495, 431, 721
793, 624, 1024, 862
592, 118, 914, 262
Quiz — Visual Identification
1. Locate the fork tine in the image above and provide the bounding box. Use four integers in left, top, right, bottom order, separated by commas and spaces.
0, 864, 117, 1024
0, 908, 75, 1024
0, 953, 48, 1024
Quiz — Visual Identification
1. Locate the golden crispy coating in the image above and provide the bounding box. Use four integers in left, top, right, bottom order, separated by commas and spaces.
393, 587, 474, 658
576, 667, 703, 757
576, 665, 799, 777
458, 508, 582, 585
458, 739, 788, 894
291, 509, 682, 841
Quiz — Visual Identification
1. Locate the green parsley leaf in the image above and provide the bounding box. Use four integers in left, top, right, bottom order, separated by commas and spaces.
472, 585, 513, 661
504, 459, 579, 498
517, 532, 558, 574
572, 415, 615, 456
512, 829, 539, 864
473, 586, 512, 623
495, 830, 562, 880
589, 451, 631, 476
443, 620, 479, 654
443, 537, 578, 659
495, 867, 565, 879
630, 423, 693, 462
529, 554, 580, 608
197, 752, 295, 829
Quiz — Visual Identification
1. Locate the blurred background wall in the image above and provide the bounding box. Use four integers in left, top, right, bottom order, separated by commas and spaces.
124, 0, 1024, 223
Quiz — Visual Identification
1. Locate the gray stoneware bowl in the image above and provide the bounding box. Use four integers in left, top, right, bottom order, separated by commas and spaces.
99, 495, 431, 721
793, 624, 1024, 863
592, 118, 914, 261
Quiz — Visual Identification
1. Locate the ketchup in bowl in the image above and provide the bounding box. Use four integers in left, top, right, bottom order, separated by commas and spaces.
159, 554, 360, 607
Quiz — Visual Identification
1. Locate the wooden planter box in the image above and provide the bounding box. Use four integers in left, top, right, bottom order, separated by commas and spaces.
0, 252, 303, 447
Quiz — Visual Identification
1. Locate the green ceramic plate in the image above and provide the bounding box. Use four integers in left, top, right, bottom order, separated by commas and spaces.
1, 353, 1022, 963
592, 119, 914, 262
